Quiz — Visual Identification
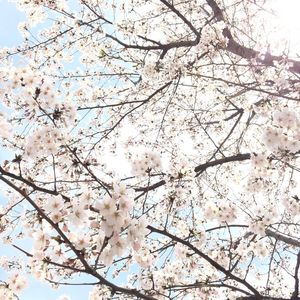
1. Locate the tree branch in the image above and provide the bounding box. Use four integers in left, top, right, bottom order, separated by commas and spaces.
159, 0, 200, 38
292, 251, 300, 299
206, 0, 300, 74
148, 225, 261, 297
265, 228, 300, 248
135, 153, 251, 193
0, 175, 157, 300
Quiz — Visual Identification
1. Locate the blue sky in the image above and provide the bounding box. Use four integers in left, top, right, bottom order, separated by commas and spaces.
0, 1, 94, 299
0, 0, 25, 47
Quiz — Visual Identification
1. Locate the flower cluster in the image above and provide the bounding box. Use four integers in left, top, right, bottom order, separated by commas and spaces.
3, 66, 77, 126
204, 201, 237, 223
0, 113, 12, 139
24, 126, 66, 158
196, 21, 228, 52
0, 286, 14, 300
43, 194, 65, 223
131, 151, 162, 175
8, 66, 56, 113
248, 219, 267, 236
282, 196, 300, 217
250, 153, 269, 170
273, 108, 298, 129
168, 156, 196, 180
246, 175, 268, 193
7, 273, 28, 295
56, 101, 77, 127
92, 183, 148, 264
263, 108, 300, 153
133, 245, 155, 268
233, 239, 269, 259
248, 206, 278, 236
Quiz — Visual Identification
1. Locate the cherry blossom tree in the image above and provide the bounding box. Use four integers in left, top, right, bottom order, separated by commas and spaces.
0, 0, 300, 299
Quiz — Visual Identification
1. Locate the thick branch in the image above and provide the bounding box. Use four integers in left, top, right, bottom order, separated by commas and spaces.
265, 228, 300, 248
195, 152, 250, 174
106, 33, 199, 52
206, 0, 300, 74
292, 251, 300, 299
135, 153, 250, 193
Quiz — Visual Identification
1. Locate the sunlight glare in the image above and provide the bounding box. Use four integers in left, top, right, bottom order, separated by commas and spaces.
272, 0, 300, 54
